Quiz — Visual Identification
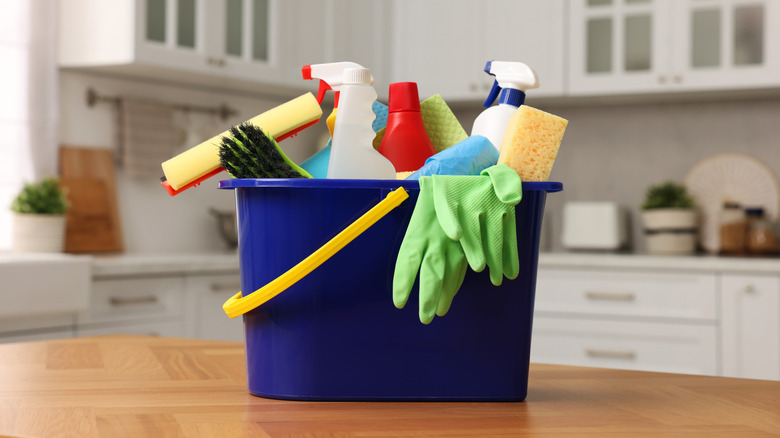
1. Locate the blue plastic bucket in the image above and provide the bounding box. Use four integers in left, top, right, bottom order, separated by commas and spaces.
220, 178, 561, 401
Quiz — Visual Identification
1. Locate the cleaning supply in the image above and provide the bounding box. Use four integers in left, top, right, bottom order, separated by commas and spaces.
302, 62, 372, 138
160, 92, 322, 195
431, 164, 523, 286
471, 61, 539, 151
327, 68, 396, 179
300, 101, 389, 178
407, 135, 498, 179
498, 105, 568, 181
378, 82, 436, 172
419, 94, 468, 153
393, 176, 469, 324
372, 94, 467, 153
218, 122, 311, 179
223, 186, 409, 318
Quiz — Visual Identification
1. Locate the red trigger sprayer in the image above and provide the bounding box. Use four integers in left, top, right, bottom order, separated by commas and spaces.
302, 62, 373, 139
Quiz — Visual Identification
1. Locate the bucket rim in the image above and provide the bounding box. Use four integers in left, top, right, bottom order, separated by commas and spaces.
219, 178, 562, 192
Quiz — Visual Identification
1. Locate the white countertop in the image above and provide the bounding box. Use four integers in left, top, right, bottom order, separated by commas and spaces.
8, 251, 777, 278
539, 252, 780, 274
91, 252, 240, 277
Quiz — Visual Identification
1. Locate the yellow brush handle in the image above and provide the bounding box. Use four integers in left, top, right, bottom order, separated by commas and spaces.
223, 187, 409, 318
161, 92, 322, 190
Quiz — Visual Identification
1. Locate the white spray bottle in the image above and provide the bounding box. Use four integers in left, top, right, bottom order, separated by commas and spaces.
327, 68, 396, 179
302, 62, 372, 138
470, 61, 539, 151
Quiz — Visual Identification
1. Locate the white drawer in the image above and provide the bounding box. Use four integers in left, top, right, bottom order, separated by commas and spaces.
77, 320, 184, 338
79, 276, 184, 325
535, 268, 717, 321
184, 274, 244, 342
530, 316, 718, 376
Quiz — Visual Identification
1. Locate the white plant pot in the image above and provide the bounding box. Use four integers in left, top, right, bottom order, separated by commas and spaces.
12, 213, 66, 253
641, 209, 697, 255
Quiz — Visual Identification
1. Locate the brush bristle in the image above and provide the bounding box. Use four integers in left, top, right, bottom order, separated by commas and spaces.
218, 122, 310, 179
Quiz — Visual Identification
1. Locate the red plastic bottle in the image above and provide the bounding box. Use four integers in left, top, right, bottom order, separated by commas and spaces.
378, 82, 436, 172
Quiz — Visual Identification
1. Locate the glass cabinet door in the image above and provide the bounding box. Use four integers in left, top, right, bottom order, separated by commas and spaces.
674, 0, 778, 90
569, 0, 671, 94
224, 0, 270, 63
145, 0, 198, 50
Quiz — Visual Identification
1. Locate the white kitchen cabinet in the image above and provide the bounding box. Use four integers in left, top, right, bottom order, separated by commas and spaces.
59, 0, 289, 91
568, 0, 780, 95
532, 317, 718, 375
719, 274, 780, 380
283, 0, 393, 96
391, 0, 565, 102
533, 266, 719, 375
77, 275, 186, 338
184, 273, 244, 342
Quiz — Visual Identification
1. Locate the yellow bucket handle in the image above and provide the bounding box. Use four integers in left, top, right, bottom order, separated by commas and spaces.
223, 187, 409, 318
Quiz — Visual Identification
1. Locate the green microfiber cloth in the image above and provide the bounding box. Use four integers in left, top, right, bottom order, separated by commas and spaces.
219, 122, 311, 179
373, 94, 467, 152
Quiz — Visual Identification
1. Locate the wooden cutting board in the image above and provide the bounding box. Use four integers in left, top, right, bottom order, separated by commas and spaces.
59, 146, 124, 253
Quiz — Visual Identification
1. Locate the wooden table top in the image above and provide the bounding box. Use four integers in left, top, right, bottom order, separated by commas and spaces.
0, 335, 778, 438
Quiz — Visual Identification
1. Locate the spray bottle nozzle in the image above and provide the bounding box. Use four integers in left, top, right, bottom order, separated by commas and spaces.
480, 60, 539, 108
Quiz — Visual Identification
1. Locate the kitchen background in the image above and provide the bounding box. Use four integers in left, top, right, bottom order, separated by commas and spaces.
51, 0, 780, 254
2, 0, 779, 380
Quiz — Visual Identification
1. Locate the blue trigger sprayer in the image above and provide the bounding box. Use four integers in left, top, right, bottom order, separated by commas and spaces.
470, 61, 539, 152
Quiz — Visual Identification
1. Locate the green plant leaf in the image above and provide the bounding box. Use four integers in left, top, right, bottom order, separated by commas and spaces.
10, 178, 69, 215
641, 181, 696, 210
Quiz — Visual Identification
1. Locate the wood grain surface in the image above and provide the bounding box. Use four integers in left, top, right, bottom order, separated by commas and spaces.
0, 335, 778, 437
59, 146, 124, 253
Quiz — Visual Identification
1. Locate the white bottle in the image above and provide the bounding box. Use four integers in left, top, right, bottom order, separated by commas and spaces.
471, 61, 539, 152
327, 68, 396, 179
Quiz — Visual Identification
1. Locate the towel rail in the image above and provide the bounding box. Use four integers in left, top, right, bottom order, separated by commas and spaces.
86, 87, 238, 121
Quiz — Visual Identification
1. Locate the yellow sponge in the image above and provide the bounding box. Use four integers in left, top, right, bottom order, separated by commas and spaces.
498, 105, 568, 182
161, 92, 322, 191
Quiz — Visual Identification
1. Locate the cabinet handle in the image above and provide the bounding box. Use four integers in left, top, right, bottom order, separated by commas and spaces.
657, 75, 667, 84
109, 296, 159, 307
469, 83, 478, 92
584, 291, 635, 302
744, 284, 755, 293
673, 74, 682, 83
206, 57, 226, 67
210, 283, 241, 293
585, 348, 636, 360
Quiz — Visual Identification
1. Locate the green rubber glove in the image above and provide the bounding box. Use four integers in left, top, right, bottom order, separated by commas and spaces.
431, 164, 523, 286
393, 176, 469, 324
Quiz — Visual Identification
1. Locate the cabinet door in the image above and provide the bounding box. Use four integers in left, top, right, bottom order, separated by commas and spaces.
136, 0, 214, 73
720, 274, 780, 380
671, 0, 780, 91
185, 274, 244, 342
483, 0, 566, 98
219, 0, 284, 83
391, 0, 483, 101
568, 0, 672, 95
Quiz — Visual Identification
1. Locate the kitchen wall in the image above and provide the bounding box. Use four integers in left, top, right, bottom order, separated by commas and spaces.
60, 70, 780, 254
59, 71, 324, 253
452, 97, 780, 253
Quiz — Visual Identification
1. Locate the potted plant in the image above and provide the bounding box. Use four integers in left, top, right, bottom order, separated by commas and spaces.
10, 178, 69, 252
640, 181, 697, 255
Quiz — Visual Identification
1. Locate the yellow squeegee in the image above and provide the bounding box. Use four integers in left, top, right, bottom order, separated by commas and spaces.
160, 92, 322, 195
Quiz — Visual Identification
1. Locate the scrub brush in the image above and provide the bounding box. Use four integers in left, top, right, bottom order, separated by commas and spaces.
218, 122, 312, 179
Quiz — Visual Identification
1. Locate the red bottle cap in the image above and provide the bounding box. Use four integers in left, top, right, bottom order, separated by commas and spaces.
388, 82, 421, 112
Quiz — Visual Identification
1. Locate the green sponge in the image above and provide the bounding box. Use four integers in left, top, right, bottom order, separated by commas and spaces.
420, 94, 468, 153
372, 94, 467, 153
218, 122, 311, 179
